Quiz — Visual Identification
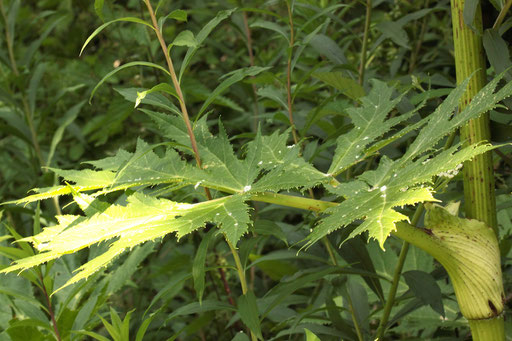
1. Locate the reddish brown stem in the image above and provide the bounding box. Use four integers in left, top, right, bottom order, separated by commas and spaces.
143, 0, 211, 199
38, 271, 61, 341
217, 266, 236, 306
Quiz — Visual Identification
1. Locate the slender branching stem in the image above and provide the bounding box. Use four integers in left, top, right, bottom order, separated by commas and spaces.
285, 1, 299, 145
409, 0, 430, 73
493, 0, 512, 29
0, 0, 18, 76
227, 239, 258, 341
347, 293, 364, 341
0, 0, 42, 168
37, 270, 61, 341
217, 265, 236, 306
358, 0, 372, 85
227, 240, 248, 295
143, 4, 255, 339
143, 0, 212, 200
374, 204, 423, 340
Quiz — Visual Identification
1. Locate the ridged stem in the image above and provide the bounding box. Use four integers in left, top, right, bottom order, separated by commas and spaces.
450, 2, 503, 337
143, 0, 212, 200
285, 1, 299, 145
143, 2, 254, 339
451, 0, 497, 233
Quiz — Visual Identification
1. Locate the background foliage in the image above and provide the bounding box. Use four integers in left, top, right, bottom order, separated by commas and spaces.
0, 0, 511, 340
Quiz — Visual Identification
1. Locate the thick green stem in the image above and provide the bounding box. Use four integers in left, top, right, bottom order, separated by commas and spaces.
451, 0, 497, 233
285, 1, 299, 145
451, 1, 504, 338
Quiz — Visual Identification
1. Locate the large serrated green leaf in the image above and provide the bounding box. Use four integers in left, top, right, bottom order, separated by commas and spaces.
1, 192, 250, 292
309, 143, 498, 248
327, 79, 410, 176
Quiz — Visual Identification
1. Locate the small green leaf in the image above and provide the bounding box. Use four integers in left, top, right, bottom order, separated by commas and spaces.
198, 66, 270, 117
5, 0, 19, 43
257, 86, 288, 109
250, 20, 289, 43
89, 61, 171, 103
116, 87, 181, 115
135, 313, 156, 341
252, 220, 287, 245
377, 21, 409, 48
47, 101, 85, 167
313, 72, 365, 100
94, 0, 105, 21
158, 9, 187, 31
170, 30, 197, 49
73, 330, 111, 341
238, 291, 262, 340
463, 0, 479, 31
165, 300, 235, 323
345, 279, 369, 335
231, 332, 250, 341
483, 29, 512, 80
179, 8, 236, 81
28, 63, 46, 117
310, 34, 347, 65
193, 229, 218, 304
403, 270, 445, 316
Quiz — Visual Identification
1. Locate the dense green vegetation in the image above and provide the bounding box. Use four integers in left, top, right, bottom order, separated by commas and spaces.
0, 0, 511, 340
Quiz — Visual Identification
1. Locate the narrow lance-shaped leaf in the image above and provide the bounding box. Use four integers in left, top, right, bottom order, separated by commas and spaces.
80, 17, 154, 56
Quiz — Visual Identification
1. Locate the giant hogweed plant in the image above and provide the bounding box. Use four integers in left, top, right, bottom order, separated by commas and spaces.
1, 2, 510, 340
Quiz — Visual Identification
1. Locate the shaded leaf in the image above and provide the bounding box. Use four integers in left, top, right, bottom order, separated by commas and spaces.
403, 270, 445, 316
238, 291, 262, 340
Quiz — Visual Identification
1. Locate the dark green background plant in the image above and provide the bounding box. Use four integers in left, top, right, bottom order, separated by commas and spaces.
1, 1, 511, 340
